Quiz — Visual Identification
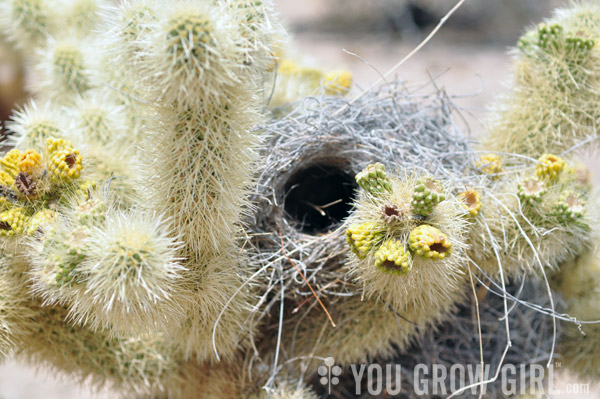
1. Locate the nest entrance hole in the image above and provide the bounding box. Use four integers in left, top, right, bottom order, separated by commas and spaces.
283, 162, 356, 235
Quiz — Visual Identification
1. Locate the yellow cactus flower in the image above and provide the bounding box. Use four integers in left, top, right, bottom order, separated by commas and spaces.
408, 224, 452, 260
346, 222, 384, 260
27, 209, 55, 235
48, 148, 83, 183
46, 137, 71, 154
374, 238, 412, 275
536, 153, 565, 180
18, 149, 43, 176
0, 208, 28, 237
457, 188, 482, 217
46, 137, 83, 183
323, 70, 353, 96
0, 171, 15, 187
0, 149, 22, 178
277, 59, 297, 75
476, 153, 503, 175
298, 66, 323, 84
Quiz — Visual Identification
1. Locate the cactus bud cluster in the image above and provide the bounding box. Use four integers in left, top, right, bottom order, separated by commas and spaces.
550, 192, 585, 223
517, 177, 546, 205
476, 153, 503, 176
408, 224, 452, 260
536, 153, 565, 180
346, 222, 384, 260
411, 177, 445, 216
374, 238, 411, 274
355, 163, 392, 195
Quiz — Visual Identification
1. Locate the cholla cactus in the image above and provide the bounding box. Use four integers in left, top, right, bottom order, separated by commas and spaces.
0, 0, 285, 391
468, 156, 596, 278
484, 3, 600, 156
33, 38, 94, 102
554, 249, 600, 380
29, 199, 188, 336
6, 101, 65, 148
346, 170, 468, 332
0, 0, 57, 50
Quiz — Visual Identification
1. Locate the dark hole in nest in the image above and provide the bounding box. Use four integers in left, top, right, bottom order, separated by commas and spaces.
430, 243, 447, 253
283, 163, 356, 235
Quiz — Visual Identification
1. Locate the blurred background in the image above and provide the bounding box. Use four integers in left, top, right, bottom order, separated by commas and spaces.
1, 0, 598, 398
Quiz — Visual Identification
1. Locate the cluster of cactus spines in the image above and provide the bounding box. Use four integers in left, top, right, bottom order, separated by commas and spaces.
457, 187, 482, 216
484, 3, 600, 156
30, 200, 188, 336
34, 38, 94, 103
355, 162, 392, 195
346, 168, 468, 330
0, 0, 55, 50
411, 177, 445, 216
7, 101, 65, 147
